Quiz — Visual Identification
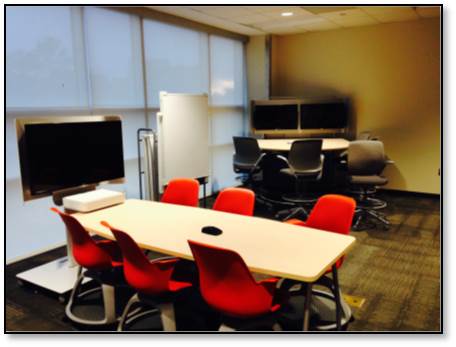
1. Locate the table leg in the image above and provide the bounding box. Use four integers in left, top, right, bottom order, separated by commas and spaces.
303, 282, 313, 331
331, 265, 342, 331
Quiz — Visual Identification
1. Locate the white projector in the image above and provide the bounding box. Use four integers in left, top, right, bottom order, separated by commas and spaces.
62, 189, 125, 212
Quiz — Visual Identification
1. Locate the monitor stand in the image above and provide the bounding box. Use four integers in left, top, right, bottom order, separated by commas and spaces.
16, 185, 97, 302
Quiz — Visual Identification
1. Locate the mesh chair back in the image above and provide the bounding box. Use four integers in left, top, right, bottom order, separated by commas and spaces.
348, 140, 386, 175
233, 137, 261, 166
288, 139, 323, 173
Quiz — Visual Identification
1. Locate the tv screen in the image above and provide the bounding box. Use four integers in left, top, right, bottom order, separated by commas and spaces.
300, 101, 348, 129
253, 104, 298, 130
23, 120, 125, 196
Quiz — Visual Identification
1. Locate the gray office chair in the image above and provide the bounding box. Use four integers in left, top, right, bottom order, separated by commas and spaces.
276, 139, 324, 220
347, 140, 391, 230
339, 131, 379, 164
232, 136, 265, 188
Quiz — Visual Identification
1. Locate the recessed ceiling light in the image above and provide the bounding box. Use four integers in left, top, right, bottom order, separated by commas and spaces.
281, 12, 294, 17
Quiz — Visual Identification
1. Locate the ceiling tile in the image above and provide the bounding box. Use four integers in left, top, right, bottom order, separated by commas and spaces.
301, 6, 357, 14
260, 6, 312, 16
231, 14, 271, 25
148, 5, 438, 37
360, 6, 411, 15
149, 6, 264, 35
321, 9, 379, 27
191, 6, 252, 19
252, 15, 317, 30
299, 18, 342, 32
416, 6, 441, 18
361, 6, 419, 23
246, 6, 292, 14
269, 27, 307, 35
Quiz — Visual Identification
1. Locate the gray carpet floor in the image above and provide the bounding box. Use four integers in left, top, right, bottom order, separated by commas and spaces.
5, 191, 441, 332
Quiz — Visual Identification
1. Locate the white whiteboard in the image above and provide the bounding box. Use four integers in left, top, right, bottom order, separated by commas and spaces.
157, 92, 210, 193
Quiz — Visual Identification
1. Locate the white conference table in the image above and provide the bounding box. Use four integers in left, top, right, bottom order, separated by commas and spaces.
257, 138, 349, 152
74, 199, 356, 331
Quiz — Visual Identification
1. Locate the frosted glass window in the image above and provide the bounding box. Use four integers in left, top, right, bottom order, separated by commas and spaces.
143, 20, 209, 107
211, 145, 238, 192
95, 110, 147, 199
210, 36, 244, 106
5, 114, 22, 180
95, 110, 146, 161
211, 109, 244, 146
6, 6, 88, 108
85, 7, 144, 108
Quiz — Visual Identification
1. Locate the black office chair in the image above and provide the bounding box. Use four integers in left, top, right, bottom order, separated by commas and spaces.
232, 136, 265, 188
347, 140, 391, 230
276, 139, 325, 221
254, 153, 295, 213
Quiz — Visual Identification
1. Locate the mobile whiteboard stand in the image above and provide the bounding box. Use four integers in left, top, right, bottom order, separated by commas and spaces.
137, 128, 160, 202
156, 92, 210, 198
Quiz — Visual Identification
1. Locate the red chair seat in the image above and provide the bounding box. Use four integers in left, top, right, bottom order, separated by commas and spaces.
51, 208, 123, 270
168, 280, 192, 292
101, 221, 191, 297
203, 282, 279, 318
284, 218, 306, 226
188, 240, 281, 320
285, 195, 356, 270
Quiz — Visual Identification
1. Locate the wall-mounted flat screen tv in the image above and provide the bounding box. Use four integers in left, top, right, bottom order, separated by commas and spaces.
252, 104, 299, 130
300, 101, 349, 129
16, 116, 125, 201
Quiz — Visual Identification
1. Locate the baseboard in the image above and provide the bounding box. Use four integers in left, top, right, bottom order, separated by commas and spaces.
6, 242, 67, 266
379, 188, 440, 199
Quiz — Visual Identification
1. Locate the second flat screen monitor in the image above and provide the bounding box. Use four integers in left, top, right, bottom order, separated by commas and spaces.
253, 104, 299, 131
300, 102, 348, 129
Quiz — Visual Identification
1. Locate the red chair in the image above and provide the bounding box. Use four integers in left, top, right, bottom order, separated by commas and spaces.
50, 207, 123, 326
212, 187, 255, 216
286, 194, 355, 269
188, 240, 282, 331
101, 221, 192, 331
284, 194, 356, 331
161, 178, 199, 207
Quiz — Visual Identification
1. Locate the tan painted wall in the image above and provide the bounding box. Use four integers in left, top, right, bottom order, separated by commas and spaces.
246, 35, 269, 101
271, 18, 440, 194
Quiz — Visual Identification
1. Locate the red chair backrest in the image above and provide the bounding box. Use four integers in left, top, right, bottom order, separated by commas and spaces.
101, 222, 174, 295
50, 208, 113, 269
305, 194, 356, 235
161, 178, 199, 207
188, 240, 274, 318
212, 188, 255, 216
305, 195, 356, 268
